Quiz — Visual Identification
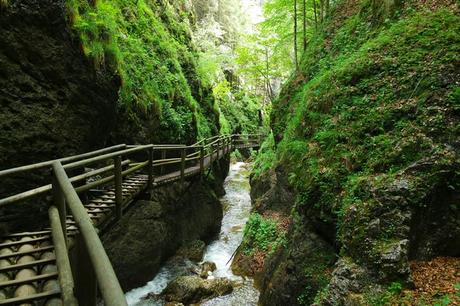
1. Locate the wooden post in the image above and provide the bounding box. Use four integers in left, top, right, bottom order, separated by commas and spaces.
53, 161, 127, 306
148, 148, 154, 190
227, 137, 230, 154
181, 148, 186, 183
49, 206, 78, 306
161, 149, 166, 175
200, 146, 204, 180
114, 156, 123, 220
52, 175, 67, 246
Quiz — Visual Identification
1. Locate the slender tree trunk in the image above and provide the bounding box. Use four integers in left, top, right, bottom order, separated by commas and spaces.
325, 0, 330, 18
294, 0, 299, 70
302, 0, 307, 51
265, 48, 271, 102
320, 0, 324, 23
313, 0, 318, 30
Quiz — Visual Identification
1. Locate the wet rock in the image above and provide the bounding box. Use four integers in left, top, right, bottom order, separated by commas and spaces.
176, 240, 206, 262
250, 167, 294, 215
162, 276, 234, 304
199, 261, 217, 278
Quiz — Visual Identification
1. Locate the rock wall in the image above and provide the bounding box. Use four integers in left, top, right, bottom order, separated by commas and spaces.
102, 157, 229, 291
246, 168, 337, 306
0, 0, 221, 233
0, 0, 119, 233
248, 1, 460, 304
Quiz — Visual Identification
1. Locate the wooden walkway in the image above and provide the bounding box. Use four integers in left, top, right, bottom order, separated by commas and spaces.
0, 134, 260, 306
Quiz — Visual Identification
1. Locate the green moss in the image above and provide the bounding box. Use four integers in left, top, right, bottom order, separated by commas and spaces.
66, 0, 220, 141
252, 132, 277, 179
241, 213, 287, 256
270, 2, 460, 243
262, 2, 460, 301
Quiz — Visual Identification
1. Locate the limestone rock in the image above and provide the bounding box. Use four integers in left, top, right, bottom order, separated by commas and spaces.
162, 276, 234, 304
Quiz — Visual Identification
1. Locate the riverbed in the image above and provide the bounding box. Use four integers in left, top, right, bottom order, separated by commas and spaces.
125, 162, 259, 305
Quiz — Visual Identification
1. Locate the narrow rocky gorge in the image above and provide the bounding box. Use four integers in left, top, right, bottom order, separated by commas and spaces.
103, 158, 229, 291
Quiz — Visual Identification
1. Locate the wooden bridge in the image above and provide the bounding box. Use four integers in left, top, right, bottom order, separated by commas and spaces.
0, 134, 261, 306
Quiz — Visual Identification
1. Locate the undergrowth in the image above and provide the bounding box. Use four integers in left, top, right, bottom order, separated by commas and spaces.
241, 213, 287, 256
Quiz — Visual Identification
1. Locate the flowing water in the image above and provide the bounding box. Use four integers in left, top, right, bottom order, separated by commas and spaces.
126, 162, 259, 306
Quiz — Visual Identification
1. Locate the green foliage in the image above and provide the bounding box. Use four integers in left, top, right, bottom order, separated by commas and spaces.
191, 0, 266, 135
241, 213, 287, 256
388, 281, 403, 294
252, 132, 277, 179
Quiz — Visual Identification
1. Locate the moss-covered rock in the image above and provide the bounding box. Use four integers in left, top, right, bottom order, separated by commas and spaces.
252, 0, 460, 304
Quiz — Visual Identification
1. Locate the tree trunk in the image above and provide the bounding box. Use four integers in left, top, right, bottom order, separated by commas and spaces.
294, 0, 299, 70
320, 0, 324, 23
302, 0, 307, 51
325, 0, 330, 18
313, 0, 318, 30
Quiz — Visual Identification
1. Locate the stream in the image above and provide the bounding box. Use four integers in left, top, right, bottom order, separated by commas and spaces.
125, 162, 259, 306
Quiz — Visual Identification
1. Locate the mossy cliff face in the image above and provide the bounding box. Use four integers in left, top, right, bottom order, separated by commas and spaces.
0, 0, 219, 169
0, 0, 119, 170
0, 0, 220, 231
0, 0, 120, 232
66, 0, 220, 142
250, 0, 460, 304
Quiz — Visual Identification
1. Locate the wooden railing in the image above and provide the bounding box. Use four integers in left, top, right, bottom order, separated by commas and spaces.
0, 134, 262, 305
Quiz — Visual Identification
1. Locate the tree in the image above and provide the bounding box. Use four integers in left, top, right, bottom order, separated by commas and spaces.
294, 0, 299, 69
313, 0, 318, 29
302, 0, 307, 51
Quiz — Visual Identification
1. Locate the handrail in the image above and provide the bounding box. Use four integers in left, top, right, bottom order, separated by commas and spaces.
0, 160, 131, 208
52, 161, 127, 306
0, 134, 262, 207
64, 145, 152, 170
0, 144, 127, 177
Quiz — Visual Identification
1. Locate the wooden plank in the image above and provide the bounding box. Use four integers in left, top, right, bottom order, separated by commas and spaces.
0, 289, 61, 305
0, 246, 54, 260
0, 272, 59, 288
0, 258, 55, 273
0, 236, 50, 248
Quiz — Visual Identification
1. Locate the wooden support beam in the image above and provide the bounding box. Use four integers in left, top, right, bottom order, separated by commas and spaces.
160, 150, 166, 175
52, 175, 67, 246
114, 156, 123, 220
180, 148, 186, 183
49, 206, 78, 306
148, 148, 154, 190
52, 162, 127, 306
200, 146, 204, 180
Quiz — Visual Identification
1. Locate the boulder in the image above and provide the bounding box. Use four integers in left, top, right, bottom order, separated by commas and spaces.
176, 240, 206, 262
199, 261, 217, 278
162, 276, 234, 304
